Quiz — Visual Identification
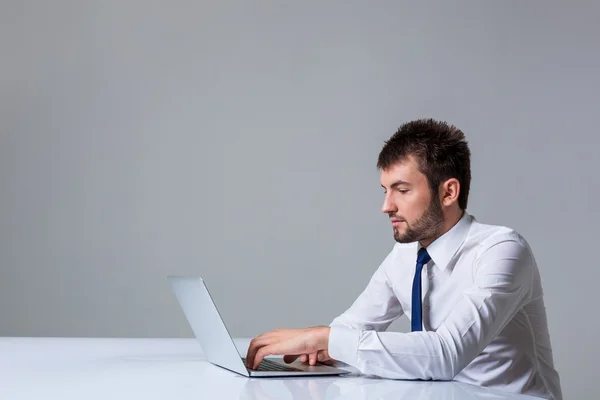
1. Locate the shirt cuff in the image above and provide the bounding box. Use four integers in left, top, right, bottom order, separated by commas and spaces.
328, 325, 360, 367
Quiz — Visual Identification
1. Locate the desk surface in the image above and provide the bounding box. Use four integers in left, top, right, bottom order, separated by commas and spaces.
1, 337, 541, 399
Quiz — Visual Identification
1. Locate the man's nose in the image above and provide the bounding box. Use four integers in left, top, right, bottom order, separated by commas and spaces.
382, 195, 397, 214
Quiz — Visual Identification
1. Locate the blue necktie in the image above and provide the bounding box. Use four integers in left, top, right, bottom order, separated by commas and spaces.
411, 247, 432, 332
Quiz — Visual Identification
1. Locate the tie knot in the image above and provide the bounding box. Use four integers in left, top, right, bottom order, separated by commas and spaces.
417, 247, 431, 266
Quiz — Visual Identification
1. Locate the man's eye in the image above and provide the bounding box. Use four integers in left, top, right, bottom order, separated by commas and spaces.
398, 189, 409, 194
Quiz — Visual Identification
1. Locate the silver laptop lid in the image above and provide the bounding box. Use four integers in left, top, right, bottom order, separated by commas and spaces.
168, 276, 248, 376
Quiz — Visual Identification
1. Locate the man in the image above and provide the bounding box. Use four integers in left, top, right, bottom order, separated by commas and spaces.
245, 119, 562, 400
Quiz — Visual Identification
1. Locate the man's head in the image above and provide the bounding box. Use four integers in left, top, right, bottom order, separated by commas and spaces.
377, 118, 471, 244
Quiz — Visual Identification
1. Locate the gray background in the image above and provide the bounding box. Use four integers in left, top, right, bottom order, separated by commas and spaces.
1, 1, 598, 398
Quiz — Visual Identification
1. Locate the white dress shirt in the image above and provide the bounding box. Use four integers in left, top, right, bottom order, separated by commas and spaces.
328, 211, 562, 400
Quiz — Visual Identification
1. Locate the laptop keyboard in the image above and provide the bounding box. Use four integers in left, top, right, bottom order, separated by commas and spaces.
242, 357, 302, 372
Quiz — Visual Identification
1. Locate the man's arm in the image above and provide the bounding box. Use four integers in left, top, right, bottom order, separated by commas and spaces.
328, 238, 534, 380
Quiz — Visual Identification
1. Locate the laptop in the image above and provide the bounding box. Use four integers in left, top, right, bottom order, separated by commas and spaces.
168, 276, 351, 377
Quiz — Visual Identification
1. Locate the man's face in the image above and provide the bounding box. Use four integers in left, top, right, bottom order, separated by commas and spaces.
380, 156, 444, 243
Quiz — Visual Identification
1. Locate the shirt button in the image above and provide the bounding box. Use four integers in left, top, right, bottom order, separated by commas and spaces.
428, 273, 434, 279
424, 304, 430, 311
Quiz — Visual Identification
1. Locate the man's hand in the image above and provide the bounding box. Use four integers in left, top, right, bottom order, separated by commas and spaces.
245, 326, 330, 370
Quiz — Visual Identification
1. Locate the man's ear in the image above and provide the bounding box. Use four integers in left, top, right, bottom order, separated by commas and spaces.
440, 178, 460, 207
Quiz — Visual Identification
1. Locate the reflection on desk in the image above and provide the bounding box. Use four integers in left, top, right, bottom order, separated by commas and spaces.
0, 337, 542, 400
241, 377, 541, 400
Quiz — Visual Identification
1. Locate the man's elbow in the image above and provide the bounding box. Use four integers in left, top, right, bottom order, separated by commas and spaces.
362, 364, 457, 381
431, 365, 458, 381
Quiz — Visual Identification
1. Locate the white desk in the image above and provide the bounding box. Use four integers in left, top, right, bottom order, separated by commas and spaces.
1, 337, 542, 399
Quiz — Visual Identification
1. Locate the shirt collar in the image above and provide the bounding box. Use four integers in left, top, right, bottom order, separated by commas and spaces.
417, 210, 473, 271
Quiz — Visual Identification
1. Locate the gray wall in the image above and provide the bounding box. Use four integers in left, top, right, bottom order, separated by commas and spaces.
1, 1, 598, 398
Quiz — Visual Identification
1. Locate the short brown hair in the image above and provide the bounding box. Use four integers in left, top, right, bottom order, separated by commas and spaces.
377, 118, 471, 210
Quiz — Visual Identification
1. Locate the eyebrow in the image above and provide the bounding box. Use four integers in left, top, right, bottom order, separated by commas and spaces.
381, 180, 411, 189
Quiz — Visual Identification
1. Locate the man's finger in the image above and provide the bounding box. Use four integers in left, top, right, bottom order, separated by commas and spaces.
309, 351, 318, 366
253, 345, 275, 370
300, 354, 308, 363
246, 337, 269, 368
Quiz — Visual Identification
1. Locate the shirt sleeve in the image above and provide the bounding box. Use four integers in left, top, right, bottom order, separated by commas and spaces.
328, 238, 534, 380
329, 249, 404, 332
